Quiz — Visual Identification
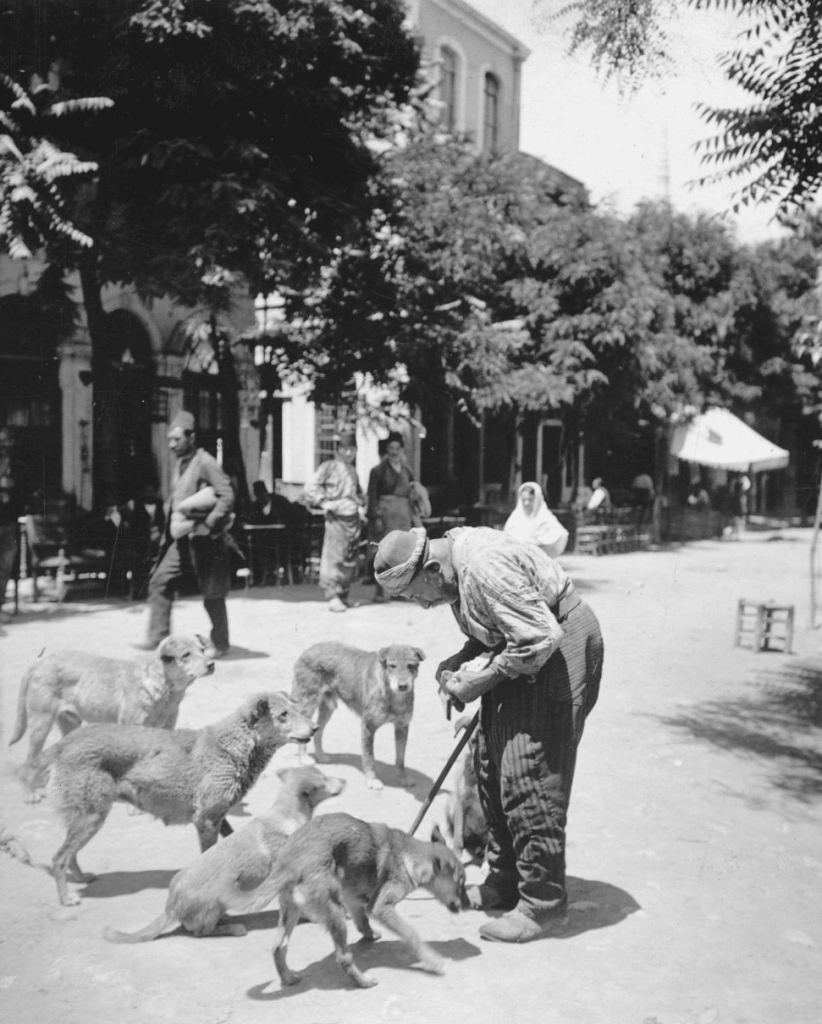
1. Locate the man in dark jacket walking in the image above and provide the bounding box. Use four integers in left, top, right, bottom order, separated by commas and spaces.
140, 410, 235, 658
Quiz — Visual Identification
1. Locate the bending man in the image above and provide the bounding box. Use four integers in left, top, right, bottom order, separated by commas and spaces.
374, 525, 604, 943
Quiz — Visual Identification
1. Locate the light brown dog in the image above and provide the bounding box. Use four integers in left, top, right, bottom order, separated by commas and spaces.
103, 766, 345, 943
271, 812, 468, 989
291, 642, 425, 789
36, 692, 316, 906
10, 634, 215, 800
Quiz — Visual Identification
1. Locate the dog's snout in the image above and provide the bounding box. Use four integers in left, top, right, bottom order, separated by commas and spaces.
206, 661, 216, 675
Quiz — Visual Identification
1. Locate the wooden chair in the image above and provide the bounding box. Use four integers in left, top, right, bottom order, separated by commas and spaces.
22, 514, 110, 601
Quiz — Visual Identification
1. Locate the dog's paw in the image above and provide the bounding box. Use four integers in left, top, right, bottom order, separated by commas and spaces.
61, 891, 82, 907
419, 955, 445, 976
356, 974, 378, 989
279, 969, 302, 987
366, 776, 384, 791
397, 772, 414, 789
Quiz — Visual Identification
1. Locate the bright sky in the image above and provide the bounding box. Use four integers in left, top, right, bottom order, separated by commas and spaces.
466, 0, 788, 245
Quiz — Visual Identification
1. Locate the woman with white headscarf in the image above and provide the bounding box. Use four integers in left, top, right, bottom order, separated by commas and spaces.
504, 482, 569, 559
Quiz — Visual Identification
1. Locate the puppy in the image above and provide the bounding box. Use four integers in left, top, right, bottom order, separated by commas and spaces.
291, 642, 425, 789
103, 766, 345, 943
271, 812, 467, 989
10, 634, 214, 800
445, 715, 488, 863
37, 692, 316, 906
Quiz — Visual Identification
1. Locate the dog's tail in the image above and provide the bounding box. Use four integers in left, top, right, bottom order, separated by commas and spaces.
103, 911, 177, 944
8, 667, 33, 746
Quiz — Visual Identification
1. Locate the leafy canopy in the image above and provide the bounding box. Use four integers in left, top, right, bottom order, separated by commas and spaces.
537, 0, 822, 216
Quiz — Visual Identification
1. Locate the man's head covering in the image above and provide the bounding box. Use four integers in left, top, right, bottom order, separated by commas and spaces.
170, 410, 195, 433
374, 527, 429, 595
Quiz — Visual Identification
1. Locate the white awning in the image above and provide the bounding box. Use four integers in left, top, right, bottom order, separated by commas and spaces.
670, 408, 789, 473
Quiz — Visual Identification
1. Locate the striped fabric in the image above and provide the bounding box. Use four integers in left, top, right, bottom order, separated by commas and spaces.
474, 599, 604, 916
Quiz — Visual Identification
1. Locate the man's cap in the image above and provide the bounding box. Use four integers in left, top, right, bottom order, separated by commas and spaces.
170, 410, 195, 433
374, 527, 429, 595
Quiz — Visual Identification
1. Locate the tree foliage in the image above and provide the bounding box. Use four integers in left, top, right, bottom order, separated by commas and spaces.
0, 0, 420, 306
0, 73, 111, 258
538, 0, 822, 216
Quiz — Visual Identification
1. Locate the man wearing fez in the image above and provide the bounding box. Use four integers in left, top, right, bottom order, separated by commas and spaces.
374, 525, 604, 943
140, 410, 235, 658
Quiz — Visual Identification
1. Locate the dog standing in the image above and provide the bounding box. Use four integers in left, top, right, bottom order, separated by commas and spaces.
104, 765, 345, 942
291, 642, 425, 789
36, 692, 315, 906
9, 634, 214, 800
270, 812, 467, 988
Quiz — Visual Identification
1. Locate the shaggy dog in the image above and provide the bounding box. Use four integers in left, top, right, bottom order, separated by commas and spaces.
36, 692, 316, 905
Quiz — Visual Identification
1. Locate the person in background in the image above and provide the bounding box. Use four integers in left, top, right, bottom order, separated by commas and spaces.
373, 525, 604, 944
504, 481, 569, 559
586, 477, 611, 515
140, 410, 235, 657
631, 473, 655, 527
367, 431, 415, 603
0, 427, 21, 623
302, 430, 365, 613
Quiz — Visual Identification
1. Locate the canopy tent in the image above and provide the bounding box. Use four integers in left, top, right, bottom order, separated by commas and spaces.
670, 408, 790, 473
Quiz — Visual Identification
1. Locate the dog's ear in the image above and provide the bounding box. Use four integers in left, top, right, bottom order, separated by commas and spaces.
158, 637, 176, 663
250, 696, 270, 725
196, 634, 209, 651
276, 767, 290, 781
378, 647, 390, 665
431, 823, 446, 846
412, 647, 426, 663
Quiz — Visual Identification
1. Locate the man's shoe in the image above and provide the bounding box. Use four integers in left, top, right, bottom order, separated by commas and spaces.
328, 596, 348, 613
479, 909, 568, 944
466, 879, 518, 912
204, 645, 228, 660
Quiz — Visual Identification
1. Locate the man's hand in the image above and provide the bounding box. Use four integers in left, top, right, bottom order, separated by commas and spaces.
436, 651, 471, 684
443, 666, 501, 705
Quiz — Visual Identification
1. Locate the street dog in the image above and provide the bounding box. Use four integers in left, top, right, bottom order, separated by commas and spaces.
103, 765, 345, 943
270, 812, 468, 989
291, 642, 425, 789
445, 715, 488, 863
10, 634, 215, 801
36, 692, 316, 906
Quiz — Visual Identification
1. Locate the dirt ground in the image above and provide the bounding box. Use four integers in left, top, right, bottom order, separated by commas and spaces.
1, 530, 821, 1024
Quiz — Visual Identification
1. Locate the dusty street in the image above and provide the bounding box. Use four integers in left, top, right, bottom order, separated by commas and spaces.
1, 530, 820, 1024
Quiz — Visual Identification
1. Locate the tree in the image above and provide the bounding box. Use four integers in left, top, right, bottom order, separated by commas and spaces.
0, 0, 419, 505
538, 0, 822, 216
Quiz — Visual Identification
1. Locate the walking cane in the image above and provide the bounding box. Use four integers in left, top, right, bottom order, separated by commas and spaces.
408, 709, 479, 837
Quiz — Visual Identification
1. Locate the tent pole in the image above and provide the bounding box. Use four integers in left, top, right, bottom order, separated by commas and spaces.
811, 473, 822, 628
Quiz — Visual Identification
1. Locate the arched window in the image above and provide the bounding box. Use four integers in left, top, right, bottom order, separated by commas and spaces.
483, 73, 500, 154
439, 46, 458, 133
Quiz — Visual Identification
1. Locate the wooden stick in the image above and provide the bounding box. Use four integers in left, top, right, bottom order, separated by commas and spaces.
408, 710, 480, 837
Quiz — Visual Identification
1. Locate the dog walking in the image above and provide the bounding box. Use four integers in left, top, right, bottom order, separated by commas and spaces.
374, 525, 604, 944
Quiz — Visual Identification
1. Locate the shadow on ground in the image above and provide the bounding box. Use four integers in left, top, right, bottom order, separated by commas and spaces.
296, 751, 434, 797
247, 936, 481, 998
655, 656, 822, 800
81, 868, 178, 899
